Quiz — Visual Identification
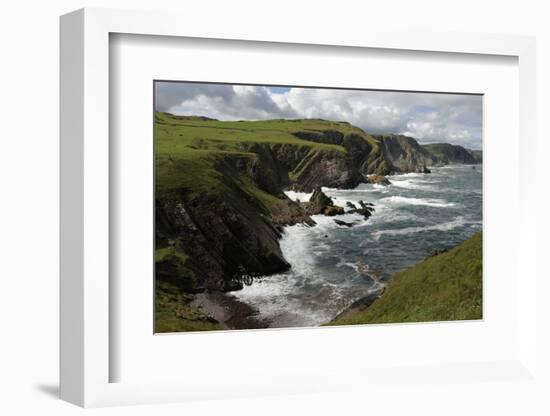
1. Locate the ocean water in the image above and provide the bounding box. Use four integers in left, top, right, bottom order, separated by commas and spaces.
231, 164, 483, 328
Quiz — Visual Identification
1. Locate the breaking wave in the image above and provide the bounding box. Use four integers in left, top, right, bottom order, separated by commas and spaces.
371, 216, 470, 240
380, 196, 459, 208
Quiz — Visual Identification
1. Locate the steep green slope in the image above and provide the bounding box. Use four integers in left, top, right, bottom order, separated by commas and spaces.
328, 231, 482, 326
155, 112, 391, 193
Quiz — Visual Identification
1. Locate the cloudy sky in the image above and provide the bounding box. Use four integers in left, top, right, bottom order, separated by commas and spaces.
155, 82, 482, 150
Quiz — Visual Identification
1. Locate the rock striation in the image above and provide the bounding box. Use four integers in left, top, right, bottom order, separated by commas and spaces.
373, 134, 482, 171
422, 143, 481, 165
373, 134, 440, 172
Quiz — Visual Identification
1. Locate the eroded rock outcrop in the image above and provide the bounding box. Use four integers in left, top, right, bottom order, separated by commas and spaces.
347, 200, 375, 219
373, 134, 440, 172
303, 187, 344, 216
366, 174, 391, 185
334, 219, 355, 227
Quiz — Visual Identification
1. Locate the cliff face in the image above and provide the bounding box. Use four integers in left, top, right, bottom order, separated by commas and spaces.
155, 160, 309, 293
286, 132, 392, 191
154, 113, 481, 300
373, 134, 440, 172
242, 141, 353, 193
373, 134, 482, 171
470, 149, 483, 164
422, 143, 481, 164
154, 114, 393, 294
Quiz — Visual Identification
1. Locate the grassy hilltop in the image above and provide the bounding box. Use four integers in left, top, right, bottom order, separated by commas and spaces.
155, 112, 390, 196
328, 231, 482, 326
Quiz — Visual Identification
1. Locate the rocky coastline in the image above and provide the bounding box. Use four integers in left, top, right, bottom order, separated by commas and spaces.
154, 113, 482, 332
326, 231, 483, 326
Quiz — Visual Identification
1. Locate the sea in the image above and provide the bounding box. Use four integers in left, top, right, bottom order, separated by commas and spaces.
231, 164, 483, 328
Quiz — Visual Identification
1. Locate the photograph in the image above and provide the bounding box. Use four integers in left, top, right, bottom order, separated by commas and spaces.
154, 81, 483, 333
1, 0, 545, 413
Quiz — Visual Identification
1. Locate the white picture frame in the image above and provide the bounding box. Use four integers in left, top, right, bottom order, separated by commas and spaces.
60, 7, 539, 408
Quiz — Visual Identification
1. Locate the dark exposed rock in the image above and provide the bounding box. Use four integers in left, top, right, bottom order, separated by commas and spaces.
324, 205, 345, 216
470, 150, 483, 163
374, 134, 440, 172
156, 190, 293, 293
305, 187, 333, 213
366, 174, 391, 185
302, 187, 344, 216
374, 134, 482, 172
154, 149, 318, 294
270, 198, 316, 228
347, 200, 375, 219
334, 219, 355, 227
284, 132, 393, 192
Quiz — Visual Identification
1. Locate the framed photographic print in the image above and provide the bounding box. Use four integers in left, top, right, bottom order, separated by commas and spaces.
60, 7, 540, 408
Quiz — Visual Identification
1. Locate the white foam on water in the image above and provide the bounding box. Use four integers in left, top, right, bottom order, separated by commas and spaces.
362, 209, 417, 227
233, 223, 350, 326
391, 172, 424, 178
371, 216, 467, 240
233, 218, 377, 327
360, 184, 391, 194
285, 188, 377, 209
328, 196, 354, 209
322, 187, 381, 211
380, 196, 459, 208
232, 225, 320, 324
323, 184, 386, 194
284, 190, 312, 202
390, 179, 435, 191
335, 260, 360, 272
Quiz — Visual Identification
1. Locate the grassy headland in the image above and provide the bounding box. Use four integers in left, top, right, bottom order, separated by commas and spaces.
328, 231, 482, 326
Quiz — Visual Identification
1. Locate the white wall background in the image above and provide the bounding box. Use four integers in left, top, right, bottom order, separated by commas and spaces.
0, 0, 548, 415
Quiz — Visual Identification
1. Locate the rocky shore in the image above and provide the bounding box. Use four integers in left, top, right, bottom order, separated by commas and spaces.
154, 113, 482, 331
159, 186, 379, 331
190, 292, 270, 330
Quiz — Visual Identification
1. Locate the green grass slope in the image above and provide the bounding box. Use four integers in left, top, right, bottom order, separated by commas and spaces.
328, 231, 482, 326
154, 112, 387, 195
